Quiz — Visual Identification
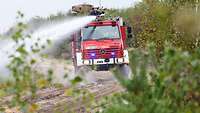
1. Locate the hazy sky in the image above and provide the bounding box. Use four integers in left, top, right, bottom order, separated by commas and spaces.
0, 0, 140, 34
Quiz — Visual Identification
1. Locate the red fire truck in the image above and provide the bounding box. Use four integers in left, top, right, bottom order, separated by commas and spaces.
71, 16, 132, 72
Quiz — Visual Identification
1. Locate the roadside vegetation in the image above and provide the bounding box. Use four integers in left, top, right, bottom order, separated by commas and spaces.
0, 12, 83, 113
0, 12, 53, 112
102, 43, 200, 113
101, 0, 200, 113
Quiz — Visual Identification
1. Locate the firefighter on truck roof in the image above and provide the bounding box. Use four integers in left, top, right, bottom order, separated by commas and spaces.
89, 7, 104, 16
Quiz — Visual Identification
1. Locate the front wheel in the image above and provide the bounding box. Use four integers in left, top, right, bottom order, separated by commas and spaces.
118, 64, 132, 79
75, 66, 92, 76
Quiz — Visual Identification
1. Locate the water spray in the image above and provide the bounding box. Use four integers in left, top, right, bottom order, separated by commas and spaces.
0, 16, 96, 79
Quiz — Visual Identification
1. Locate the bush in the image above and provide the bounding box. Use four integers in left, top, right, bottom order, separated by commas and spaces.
102, 43, 200, 113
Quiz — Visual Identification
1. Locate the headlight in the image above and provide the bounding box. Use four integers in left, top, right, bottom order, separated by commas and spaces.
91, 53, 96, 57
111, 52, 115, 55
83, 60, 90, 64
118, 58, 123, 63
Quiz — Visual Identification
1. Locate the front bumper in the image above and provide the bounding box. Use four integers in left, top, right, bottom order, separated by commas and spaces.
76, 50, 129, 66
82, 57, 129, 65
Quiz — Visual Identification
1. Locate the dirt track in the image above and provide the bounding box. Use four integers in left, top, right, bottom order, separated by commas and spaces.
34, 81, 123, 113
3, 58, 124, 113
33, 58, 123, 113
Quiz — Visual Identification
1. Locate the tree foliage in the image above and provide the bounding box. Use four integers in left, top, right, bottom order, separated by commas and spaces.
102, 0, 200, 113
108, 0, 200, 53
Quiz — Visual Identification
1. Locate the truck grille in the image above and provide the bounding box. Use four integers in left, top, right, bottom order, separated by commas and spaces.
83, 48, 123, 59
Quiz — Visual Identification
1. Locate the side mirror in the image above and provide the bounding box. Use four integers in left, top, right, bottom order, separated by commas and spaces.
127, 26, 133, 38
127, 26, 132, 34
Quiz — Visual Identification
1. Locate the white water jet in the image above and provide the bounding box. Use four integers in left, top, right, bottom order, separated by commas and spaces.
0, 16, 96, 80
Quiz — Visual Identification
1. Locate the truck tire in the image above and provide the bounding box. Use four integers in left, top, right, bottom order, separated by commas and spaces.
75, 66, 92, 76
96, 64, 109, 71
118, 64, 132, 79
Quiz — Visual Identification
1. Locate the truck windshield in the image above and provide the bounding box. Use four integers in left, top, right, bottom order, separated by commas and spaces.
82, 26, 120, 41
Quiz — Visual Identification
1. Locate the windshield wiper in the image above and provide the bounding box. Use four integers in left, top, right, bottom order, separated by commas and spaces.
96, 37, 113, 40
87, 27, 96, 39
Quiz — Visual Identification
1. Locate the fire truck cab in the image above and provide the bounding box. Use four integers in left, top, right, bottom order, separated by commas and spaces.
71, 16, 132, 71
